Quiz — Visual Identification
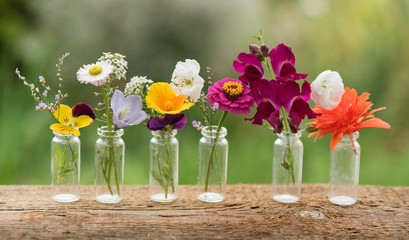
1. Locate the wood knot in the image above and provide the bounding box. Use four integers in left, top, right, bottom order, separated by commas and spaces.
298, 211, 324, 219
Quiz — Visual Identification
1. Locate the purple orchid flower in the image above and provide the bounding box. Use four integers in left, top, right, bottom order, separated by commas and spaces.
111, 90, 148, 128
269, 43, 309, 83
72, 102, 96, 119
147, 113, 187, 131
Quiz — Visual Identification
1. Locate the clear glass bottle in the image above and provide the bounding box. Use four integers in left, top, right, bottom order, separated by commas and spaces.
150, 130, 178, 202
51, 131, 80, 202
95, 126, 125, 204
197, 126, 228, 203
272, 131, 303, 203
329, 132, 360, 206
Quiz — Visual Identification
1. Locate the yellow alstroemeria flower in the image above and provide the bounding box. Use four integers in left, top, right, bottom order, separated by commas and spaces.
146, 82, 194, 114
50, 104, 93, 136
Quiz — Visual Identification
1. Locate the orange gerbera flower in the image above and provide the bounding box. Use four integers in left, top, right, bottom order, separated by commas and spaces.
308, 87, 391, 152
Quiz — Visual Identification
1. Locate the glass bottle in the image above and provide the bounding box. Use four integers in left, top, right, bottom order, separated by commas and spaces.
51, 131, 80, 202
197, 126, 228, 203
328, 132, 360, 206
149, 130, 178, 202
272, 131, 303, 203
95, 126, 125, 203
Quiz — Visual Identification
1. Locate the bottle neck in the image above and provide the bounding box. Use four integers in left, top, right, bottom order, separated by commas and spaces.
53, 131, 77, 139
201, 126, 227, 139
277, 131, 302, 140
97, 126, 124, 139
340, 132, 359, 143
152, 129, 177, 140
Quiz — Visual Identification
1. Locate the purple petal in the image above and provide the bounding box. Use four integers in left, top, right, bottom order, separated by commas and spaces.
269, 44, 295, 77
111, 90, 124, 112
72, 102, 95, 119
147, 114, 186, 131
245, 100, 282, 133
113, 111, 130, 128
276, 81, 300, 111
111, 90, 148, 128
172, 114, 187, 129
299, 80, 311, 102
237, 53, 263, 71
232, 60, 246, 73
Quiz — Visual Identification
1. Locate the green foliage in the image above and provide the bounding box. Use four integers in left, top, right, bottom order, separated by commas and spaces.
0, 0, 408, 186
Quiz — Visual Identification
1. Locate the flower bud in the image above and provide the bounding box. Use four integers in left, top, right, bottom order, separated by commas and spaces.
260, 44, 270, 55
249, 44, 261, 55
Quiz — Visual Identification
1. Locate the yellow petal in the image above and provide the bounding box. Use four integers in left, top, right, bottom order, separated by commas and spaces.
53, 104, 73, 124
73, 115, 93, 128
50, 123, 81, 136
146, 82, 194, 114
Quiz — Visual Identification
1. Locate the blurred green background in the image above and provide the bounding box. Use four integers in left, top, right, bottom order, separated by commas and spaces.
0, 0, 408, 186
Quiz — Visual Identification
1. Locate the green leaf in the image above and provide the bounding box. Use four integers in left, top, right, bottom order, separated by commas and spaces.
305, 126, 318, 133
53, 145, 65, 169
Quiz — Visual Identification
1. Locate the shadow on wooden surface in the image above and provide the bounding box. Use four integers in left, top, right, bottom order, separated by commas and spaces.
0, 184, 407, 239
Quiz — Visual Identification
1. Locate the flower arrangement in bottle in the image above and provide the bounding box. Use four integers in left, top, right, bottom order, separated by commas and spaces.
77, 53, 147, 203
170, 58, 255, 201
307, 70, 391, 205
16, 53, 95, 202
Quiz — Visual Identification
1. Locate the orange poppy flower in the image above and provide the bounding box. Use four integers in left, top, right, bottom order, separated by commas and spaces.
308, 87, 391, 152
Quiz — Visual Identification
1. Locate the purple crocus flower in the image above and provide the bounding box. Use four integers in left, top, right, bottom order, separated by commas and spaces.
111, 90, 148, 128
147, 113, 187, 131
72, 102, 96, 119
269, 44, 309, 83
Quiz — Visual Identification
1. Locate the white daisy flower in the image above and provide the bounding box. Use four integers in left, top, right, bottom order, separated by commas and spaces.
98, 52, 127, 81
76, 61, 114, 86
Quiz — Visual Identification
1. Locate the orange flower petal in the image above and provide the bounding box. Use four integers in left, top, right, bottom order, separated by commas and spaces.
309, 87, 390, 150
360, 118, 391, 129
330, 132, 344, 152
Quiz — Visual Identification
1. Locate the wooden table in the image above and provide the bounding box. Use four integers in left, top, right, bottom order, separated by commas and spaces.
0, 184, 407, 239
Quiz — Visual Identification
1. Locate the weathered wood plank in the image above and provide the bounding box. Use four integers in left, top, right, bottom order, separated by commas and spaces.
0, 184, 407, 239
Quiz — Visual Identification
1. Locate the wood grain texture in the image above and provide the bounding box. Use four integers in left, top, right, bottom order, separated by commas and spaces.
0, 184, 408, 239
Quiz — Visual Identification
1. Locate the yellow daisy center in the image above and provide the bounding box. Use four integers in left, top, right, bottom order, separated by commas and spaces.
89, 65, 103, 76
222, 81, 243, 101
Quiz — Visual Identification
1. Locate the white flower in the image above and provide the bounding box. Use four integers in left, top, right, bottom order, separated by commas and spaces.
98, 52, 128, 81
76, 61, 114, 87
170, 59, 204, 102
124, 76, 153, 96
311, 70, 345, 110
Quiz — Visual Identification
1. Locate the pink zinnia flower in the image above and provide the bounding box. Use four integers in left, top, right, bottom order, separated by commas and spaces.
207, 78, 254, 115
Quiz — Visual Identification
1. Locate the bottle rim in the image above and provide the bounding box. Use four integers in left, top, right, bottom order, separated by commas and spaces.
97, 126, 124, 137
277, 131, 302, 138
151, 129, 177, 137
201, 125, 227, 138
52, 131, 77, 138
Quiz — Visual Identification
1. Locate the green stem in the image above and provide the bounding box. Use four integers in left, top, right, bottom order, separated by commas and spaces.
100, 84, 120, 196
204, 111, 228, 192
